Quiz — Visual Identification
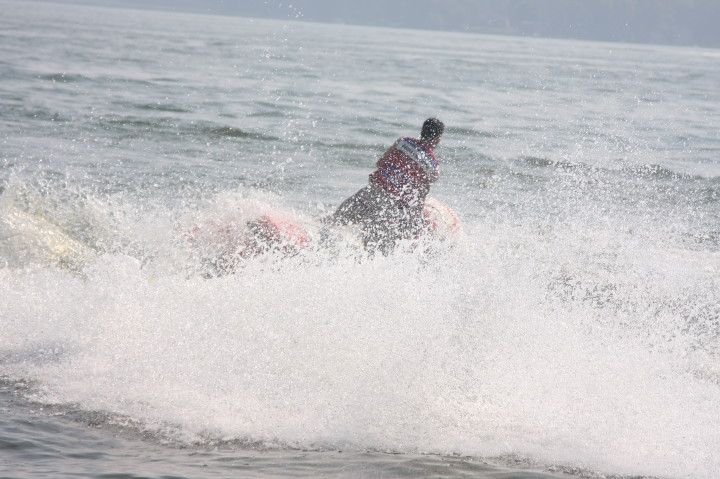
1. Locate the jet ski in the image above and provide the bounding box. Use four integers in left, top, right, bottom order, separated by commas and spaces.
185, 197, 462, 276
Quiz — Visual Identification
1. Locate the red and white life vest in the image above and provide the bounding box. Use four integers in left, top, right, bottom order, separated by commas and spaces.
369, 137, 440, 206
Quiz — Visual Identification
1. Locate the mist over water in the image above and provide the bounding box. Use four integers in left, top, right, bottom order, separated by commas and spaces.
2, 2, 720, 478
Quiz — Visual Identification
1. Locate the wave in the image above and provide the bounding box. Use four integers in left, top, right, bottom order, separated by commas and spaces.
96, 116, 281, 143
516, 155, 700, 179
132, 103, 192, 114
514, 156, 720, 190
36, 73, 89, 84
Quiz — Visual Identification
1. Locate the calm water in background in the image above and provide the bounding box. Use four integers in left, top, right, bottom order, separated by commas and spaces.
1, 1, 719, 478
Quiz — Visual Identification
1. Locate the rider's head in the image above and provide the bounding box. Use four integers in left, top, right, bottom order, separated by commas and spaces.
421, 118, 444, 148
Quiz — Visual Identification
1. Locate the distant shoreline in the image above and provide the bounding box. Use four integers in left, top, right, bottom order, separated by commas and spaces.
25, 0, 720, 49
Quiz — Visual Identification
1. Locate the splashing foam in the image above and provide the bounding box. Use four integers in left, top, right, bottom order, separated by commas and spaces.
1, 191, 719, 479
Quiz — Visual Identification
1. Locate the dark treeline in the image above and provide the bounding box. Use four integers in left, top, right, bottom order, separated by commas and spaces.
43, 0, 720, 48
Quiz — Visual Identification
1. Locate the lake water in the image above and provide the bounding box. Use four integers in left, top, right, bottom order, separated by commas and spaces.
1, 1, 719, 478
